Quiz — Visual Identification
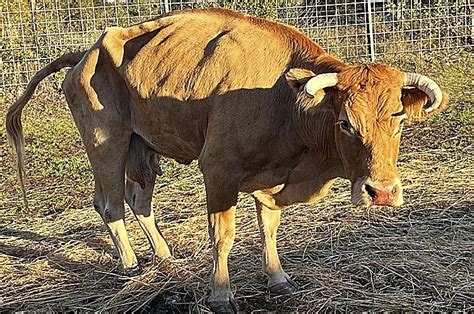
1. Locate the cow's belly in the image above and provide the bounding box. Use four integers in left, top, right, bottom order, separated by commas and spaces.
130, 98, 209, 161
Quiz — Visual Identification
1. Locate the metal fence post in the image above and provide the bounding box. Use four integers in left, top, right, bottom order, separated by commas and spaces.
366, 0, 376, 62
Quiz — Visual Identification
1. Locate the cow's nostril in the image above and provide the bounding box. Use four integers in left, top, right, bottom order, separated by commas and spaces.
365, 184, 377, 199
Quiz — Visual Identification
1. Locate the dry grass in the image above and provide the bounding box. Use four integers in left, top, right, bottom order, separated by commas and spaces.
0, 52, 473, 312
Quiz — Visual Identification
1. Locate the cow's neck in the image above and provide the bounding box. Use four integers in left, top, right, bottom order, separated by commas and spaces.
290, 37, 348, 75
293, 106, 341, 161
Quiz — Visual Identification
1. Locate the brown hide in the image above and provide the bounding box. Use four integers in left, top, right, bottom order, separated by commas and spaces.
7, 8, 449, 210
96, 9, 341, 185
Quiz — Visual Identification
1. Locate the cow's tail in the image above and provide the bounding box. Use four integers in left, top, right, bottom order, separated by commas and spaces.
5, 50, 87, 208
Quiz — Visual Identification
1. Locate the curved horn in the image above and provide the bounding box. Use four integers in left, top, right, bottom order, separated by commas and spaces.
404, 73, 443, 112
304, 73, 339, 98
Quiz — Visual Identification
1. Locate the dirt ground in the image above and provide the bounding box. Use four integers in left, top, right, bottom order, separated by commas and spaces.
1, 52, 472, 312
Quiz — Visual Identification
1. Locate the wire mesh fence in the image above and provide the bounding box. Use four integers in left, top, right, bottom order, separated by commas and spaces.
1, 0, 472, 89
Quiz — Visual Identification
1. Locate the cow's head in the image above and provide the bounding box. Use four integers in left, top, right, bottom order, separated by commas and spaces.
286, 64, 448, 207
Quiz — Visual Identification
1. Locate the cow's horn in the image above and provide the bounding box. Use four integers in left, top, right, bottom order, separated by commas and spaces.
404, 73, 443, 112
304, 73, 339, 98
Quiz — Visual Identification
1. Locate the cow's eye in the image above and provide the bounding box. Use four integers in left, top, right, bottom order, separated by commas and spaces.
340, 120, 349, 130
338, 120, 356, 136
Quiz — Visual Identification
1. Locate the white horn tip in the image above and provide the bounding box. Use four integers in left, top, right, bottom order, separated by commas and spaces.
304, 85, 315, 98
424, 100, 441, 112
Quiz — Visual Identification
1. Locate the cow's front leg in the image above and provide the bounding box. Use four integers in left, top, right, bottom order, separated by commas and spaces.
202, 164, 240, 313
255, 200, 298, 295
208, 206, 237, 312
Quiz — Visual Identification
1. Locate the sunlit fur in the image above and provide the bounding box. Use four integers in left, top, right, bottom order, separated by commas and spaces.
288, 64, 448, 207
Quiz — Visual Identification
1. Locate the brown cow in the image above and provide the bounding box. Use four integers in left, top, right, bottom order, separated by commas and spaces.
6, 8, 448, 312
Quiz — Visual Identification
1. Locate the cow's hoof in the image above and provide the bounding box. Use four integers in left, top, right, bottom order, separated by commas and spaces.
153, 244, 173, 262
122, 264, 141, 277
153, 252, 173, 264
208, 297, 238, 313
269, 278, 299, 295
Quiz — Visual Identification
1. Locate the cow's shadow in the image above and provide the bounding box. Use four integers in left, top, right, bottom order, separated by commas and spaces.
234, 204, 473, 311
0, 222, 186, 312
2, 204, 471, 312
0, 225, 115, 270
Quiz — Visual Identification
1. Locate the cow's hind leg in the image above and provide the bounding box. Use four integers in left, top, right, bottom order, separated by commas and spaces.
125, 134, 171, 261
63, 58, 138, 274
255, 200, 298, 295
86, 135, 139, 274
94, 176, 139, 275
82, 133, 139, 274
90, 141, 139, 274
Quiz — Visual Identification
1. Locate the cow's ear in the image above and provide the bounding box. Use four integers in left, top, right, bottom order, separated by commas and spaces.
402, 88, 449, 122
285, 68, 315, 93
286, 68, 328, 107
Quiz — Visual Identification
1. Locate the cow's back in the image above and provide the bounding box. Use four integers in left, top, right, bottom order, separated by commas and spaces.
115, 9, 299, 99
93, 9, 323, 164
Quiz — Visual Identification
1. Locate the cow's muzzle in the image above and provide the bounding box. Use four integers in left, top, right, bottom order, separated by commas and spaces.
364, 183, 399, 206
351, 178, 403, 207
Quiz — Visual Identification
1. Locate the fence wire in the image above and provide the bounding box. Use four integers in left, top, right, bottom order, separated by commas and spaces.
1, 0, 472, 88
